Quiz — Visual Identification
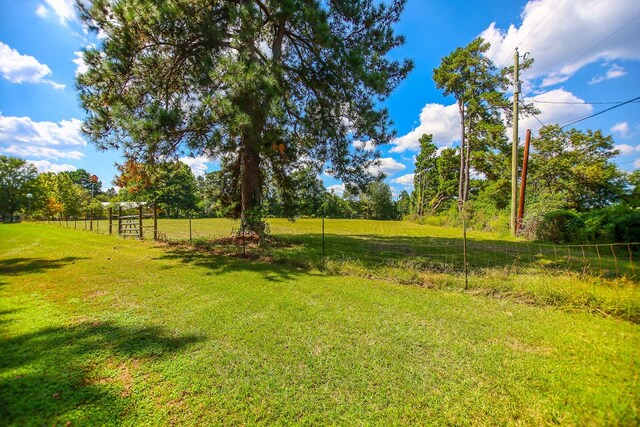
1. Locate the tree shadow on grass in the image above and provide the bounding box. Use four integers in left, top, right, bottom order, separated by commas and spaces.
152, 243, 324, 283
0, 315, 201, 425
0, 257, 90, 286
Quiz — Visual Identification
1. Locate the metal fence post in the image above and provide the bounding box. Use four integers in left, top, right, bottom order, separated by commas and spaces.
189, 217, 192, 243
463, 220, 469, 290
322, 217, 325, 257
108, 207, 113, 235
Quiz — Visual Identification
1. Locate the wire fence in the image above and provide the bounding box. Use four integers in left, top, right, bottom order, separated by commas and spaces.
36, 216, 638, 281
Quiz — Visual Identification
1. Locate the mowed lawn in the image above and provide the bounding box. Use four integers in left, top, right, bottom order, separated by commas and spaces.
1, 224, 639, 425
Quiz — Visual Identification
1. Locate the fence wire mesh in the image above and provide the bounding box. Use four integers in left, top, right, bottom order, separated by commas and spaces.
37, 217, 638, 281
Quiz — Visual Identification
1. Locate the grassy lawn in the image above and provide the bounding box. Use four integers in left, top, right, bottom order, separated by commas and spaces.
1, 223, 639, 425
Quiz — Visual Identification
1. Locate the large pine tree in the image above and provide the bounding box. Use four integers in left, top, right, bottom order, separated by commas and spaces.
77, 0, 412, 238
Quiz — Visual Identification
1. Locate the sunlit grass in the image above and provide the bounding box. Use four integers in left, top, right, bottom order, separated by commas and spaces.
1, 223, 639, 425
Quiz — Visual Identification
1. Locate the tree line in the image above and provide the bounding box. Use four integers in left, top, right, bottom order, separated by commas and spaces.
0, 155, 400, 222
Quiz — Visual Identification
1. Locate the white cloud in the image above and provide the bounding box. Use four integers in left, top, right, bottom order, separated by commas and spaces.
368, 157, 406, 177
179, 155, 211, 177
327, 183, 345, 196
353, 140, 376, 152
589, 64, 627, 84
44, 0, 76, 26
392, 173, 415, 188
0, 42, 64, 89
481, 0, 640, 87
634, 158, 640, 169
614, 144, 636, 156
391, 103, 460, 153
0, 115, 86, 147
4, 145, 84, 160
27, 159, 77, 173
519, 89, 592, 137
0, 115, 87, 161
73, 51, 88, 76
35, 4, 49, 18
611, 122, 630, 138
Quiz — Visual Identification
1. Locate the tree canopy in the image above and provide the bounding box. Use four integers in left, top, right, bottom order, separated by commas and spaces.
0, 156, 38, 222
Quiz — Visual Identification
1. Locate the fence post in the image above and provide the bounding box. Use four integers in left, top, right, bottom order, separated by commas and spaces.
118, 206, 122, 236
628, 244, 635, 277
322, 217, 325, 257
463, 220, 469, 290
108, 207, 113, 235
138, 205, 143, 240
189, 217, 192, 244
153, 204, 158, 241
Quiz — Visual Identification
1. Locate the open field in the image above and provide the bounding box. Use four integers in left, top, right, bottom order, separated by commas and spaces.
1, 223, 639, 425
47, 217, 640, 322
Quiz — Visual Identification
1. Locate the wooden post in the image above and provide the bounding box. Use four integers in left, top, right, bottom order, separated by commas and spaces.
108, 207, 113, 235
138, 205, 143, 240
118, 206, 122, 236
517, 129, 531, 231
153, 204, 158, 241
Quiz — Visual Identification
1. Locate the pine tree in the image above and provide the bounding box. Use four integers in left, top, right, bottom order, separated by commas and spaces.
77, 0, 412, 239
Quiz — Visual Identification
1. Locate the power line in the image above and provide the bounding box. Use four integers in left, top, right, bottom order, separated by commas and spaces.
560, 95, 640, 129
497, 0, 570, 69
526, 98, 640, 105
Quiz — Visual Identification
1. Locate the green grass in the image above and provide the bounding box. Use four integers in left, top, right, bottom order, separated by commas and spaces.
1, 223, 639, 425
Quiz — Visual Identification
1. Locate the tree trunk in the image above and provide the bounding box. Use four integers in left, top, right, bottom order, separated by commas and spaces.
464, 125, 471, 203
239, 136, 263, 239
457, 100, 466, 211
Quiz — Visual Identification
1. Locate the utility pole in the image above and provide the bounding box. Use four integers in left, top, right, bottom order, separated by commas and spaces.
510, 48, 520, 236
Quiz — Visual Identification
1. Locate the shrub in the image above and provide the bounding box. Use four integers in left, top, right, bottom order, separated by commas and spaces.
611, 211, 640, 243
536, 210, 585, 243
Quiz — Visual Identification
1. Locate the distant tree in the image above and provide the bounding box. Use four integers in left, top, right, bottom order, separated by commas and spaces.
397, 190, 411, 217
433, 147, 460, 211
320, 190, 350, 218
155, 163, 199, 217
56, 173, 90, 218
0, 156, 38, 222
291, 168, 326, 217
528, 125, 625, 211
412, 134, 438, 216
77, 0, 412, 239
116, 160, 199, 216
62, 168, 103, 195
365, 181, 396, 220
624, 170, 640, 208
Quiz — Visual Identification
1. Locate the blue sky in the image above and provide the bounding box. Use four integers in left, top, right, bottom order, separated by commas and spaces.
1, 0, 639, 195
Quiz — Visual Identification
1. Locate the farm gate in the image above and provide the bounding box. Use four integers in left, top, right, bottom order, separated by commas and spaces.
108, 203, 157, 240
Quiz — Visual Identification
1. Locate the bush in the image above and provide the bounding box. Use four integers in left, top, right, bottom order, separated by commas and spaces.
612, 211, 640, 243
536, 210, 585, 243
582, 205, 640, 243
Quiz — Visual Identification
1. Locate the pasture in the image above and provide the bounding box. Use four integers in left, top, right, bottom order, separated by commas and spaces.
1, 222, 639, 425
